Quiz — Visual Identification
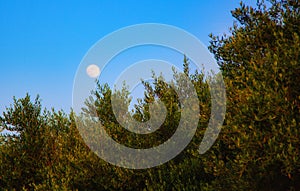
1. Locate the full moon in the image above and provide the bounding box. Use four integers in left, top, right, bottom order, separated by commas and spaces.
86, 64, 100, 78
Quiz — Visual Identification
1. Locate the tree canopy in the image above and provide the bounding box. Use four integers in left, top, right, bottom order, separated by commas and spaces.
1, 0, 299, 190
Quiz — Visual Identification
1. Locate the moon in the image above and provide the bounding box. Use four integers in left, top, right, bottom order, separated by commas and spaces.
86, 64, 100, 78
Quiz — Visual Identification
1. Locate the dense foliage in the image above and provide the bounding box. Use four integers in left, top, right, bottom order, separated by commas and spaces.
0, 1, 299, 190
206, 0, 300, 190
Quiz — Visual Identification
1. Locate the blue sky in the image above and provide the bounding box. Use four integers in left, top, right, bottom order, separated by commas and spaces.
0, 0, 256, 114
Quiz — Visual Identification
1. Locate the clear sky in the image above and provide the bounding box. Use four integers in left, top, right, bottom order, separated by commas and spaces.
0, 0, 256, 114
